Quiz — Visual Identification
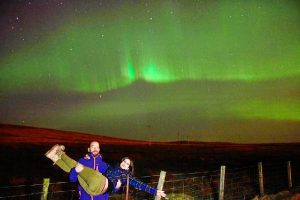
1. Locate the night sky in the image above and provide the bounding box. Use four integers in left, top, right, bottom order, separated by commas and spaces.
1, 0, 300, 143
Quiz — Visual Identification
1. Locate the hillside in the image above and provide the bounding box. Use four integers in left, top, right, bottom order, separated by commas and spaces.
1, 124, 300, 197
1, 124, 300, 153
0, 124, 149, 145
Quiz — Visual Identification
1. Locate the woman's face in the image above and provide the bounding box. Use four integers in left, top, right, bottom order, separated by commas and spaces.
120, 158, 131, 170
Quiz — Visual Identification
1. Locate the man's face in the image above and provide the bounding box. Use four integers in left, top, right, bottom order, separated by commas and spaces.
89, 141, 100, 156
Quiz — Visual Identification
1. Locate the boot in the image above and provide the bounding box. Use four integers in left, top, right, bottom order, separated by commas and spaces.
45, 144, 65, 163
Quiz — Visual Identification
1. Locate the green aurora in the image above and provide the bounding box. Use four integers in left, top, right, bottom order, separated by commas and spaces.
0, 0, 300, 143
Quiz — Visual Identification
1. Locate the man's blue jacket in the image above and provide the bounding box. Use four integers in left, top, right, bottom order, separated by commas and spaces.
69, 152, 109, 200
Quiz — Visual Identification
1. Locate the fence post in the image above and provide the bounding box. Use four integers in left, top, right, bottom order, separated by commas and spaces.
155, 170, 166, 200
258, 162, 264, 196
41, 178, 50, 200
219, 165, 226, 200
287, 161, 293, 189
183, 178, 185, 199
125, 174, 130, 200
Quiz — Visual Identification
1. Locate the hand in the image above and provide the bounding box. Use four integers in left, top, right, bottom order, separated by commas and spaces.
75, 163, 84, 173
115, 179, 122, 189
156, 190, 167, 198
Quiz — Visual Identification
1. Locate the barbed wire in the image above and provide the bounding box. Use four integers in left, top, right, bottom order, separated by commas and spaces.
0, 161, 298, 199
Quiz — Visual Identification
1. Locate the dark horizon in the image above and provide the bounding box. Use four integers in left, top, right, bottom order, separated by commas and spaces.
1, 0, 300, 143
1, 123, 300, 199
2, 123, 300, 145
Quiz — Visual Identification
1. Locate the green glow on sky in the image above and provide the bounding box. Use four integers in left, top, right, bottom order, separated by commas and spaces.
231, 100, 300, 121
126, 63, 135, 82
1, 0, 300, 93
1, 0, 300, 142
142, 63, 173, 82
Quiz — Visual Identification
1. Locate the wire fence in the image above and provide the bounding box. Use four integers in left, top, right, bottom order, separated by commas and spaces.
0, 161, 298, 200
0, 181, 76, 200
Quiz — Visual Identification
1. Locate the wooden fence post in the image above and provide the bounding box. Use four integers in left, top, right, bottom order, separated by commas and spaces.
287, 161, 293, 189
41, 178, 50, 200
155, 170, 166, 200
125, 174, 130, 200
219, 165, 226, 200
258, 162, 264, 196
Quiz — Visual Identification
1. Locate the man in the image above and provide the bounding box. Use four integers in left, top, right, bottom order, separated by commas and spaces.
69, 141, 109, 200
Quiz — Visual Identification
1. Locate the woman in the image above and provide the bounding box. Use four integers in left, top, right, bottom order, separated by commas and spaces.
45, 144, 167, 198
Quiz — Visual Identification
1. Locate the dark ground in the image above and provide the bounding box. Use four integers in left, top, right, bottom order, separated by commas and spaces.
1, 124, 300, 199
1, 142, 300, 186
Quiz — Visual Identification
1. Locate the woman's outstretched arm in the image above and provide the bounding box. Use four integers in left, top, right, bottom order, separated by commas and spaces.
128, 177, 167, 198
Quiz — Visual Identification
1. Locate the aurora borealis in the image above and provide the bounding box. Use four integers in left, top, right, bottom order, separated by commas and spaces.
1, 0, 300, 143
